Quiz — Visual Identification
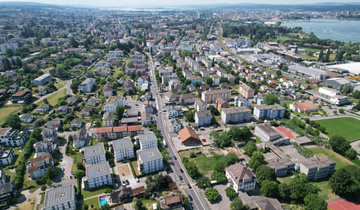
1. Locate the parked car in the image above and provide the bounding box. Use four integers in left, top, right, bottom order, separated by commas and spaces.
179, 175, 183, 180
136, 178, 139, 182
126, 180, 130, 185
202, 139, 206, 142
180, 169, 183, 173
188, 195, 193, 201
173, 155, 177, 160
187, 183, 191, 189
122, 181, 126, 186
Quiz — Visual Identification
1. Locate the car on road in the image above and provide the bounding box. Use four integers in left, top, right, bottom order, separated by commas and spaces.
179, 175, 183, 180
188, 195, 193, 201
115, 183, 119, 188
136, 177, 139, 182
202, 139, 206, 142
61, 168, 65, 172
180, 169, 183, 173
187, 183, 191, 188
173, 155, 177, 160
135, 104, 139, 106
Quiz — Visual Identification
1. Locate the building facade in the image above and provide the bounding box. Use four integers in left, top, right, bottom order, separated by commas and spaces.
81, 143, 106, 165
221, 107, 252, 124
137, 147, 163, 174
111, 137, 134, 162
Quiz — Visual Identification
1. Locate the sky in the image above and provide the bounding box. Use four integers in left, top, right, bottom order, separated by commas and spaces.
0, 0, 360, 7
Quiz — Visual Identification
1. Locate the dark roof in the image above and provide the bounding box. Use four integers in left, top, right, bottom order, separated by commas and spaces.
0, 182, 13, 195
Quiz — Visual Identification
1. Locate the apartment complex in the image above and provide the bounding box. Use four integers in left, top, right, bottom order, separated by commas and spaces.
103, 112, 115, 127
239, 83, 255, 99
221, 107, 252, 124
253, 104, 285, 120
300, 155, 336, 180
27, 154, 53, 179
95, 125, 142, 140
137, 147, 163, 174
0, 128, 29, 147
110, 137, 135, 162
81, 143, 106, 165
32, 74, 52, 86
138, 132, 158, 150
104, 96, 126, 113
83, 162, 113, 190
201, 89, 231, 103
79, 78, 96, 93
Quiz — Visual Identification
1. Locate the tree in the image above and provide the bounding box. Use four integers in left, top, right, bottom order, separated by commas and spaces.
276, 70, 282, 76
324, 49, 330, 62
70, 37, 79, 48
318, 48, 324, 62
330, 167, 360, 195
353, 90, 360, 99
264, 94, 280, 105
184, 111, 195, 122
46, 167, 56, 179
214, 132, 231, 148
230, 197, 244, 210
30, 128, 43, 140
225, 153, 238, 166
196, 177, 211, 188
241, 126, 252, 140
211, 171, 227, 182
225, 187, 237, 198
329, 135, 351, 155
75, 170, 85, 196
206, 77, 213, 85
6, 48, 14, 57
182, 194, 189, 206
342, 83, 354, 94
249, 151, 265, 171
56, 66, 67, 78
304, 194, 327, 210
6, 114, 21, 129
243, 141, 257, 156
345, 148, 357, 160
229, 126, 242, 141
207, 105, 220, 116
255, 165, 276, 183
214, 161, 226, 172
204, 188, 219, 201
209, 130, 220, 142
127, 61, 134, 68
260, 180, 278, 197
278, 183, 290, 199
133, 197, 143, 210
115, 106, 125, 120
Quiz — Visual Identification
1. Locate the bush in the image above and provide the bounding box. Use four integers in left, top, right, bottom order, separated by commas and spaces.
190, 152, 196, 158
41, 185, 47, 191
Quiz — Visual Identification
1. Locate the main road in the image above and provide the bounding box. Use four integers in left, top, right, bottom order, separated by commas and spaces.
146, 53, 210, 210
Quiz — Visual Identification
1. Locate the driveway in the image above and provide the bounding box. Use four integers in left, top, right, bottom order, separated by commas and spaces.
113, 162, 146, 189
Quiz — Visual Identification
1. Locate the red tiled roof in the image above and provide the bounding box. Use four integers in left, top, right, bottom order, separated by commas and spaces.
178, 127, 199, 143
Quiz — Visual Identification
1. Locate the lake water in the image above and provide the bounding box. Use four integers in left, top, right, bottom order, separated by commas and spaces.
282, 18, 360, 43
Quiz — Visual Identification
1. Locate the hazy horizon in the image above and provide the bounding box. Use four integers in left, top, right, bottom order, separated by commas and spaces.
1, 0, 360, 7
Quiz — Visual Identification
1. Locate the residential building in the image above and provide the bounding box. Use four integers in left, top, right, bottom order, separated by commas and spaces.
41, 127, 58, 141
57, 105, 69, 115
87, 98, 98, 107
46, 118, 62, 129
180, 93, 195, 105
95, 126, 142, 140
253, 104, 285, 120
221, 107, 252, 124
164, 91, 179, 102
170, 119, 182, 133
141, 112, 154, 127
0, 183, 17, 205
11, 90, 32, 103
81, 107, 92, 117
211, 75, 220, 86
110, 137, 134, 162
32, 74, 52, 86
70, 118, 82, 128
289, 101, 317, 113
123, 80, 134, 93
102, 82, 113, 97
0, 128, 28, 147
27, 154, 53, 179
81, 143, 106, 165
42, 184, 76, 210
239, 192, 283, 210
138, 132, 158, 150
226, 163, 256, 192
202, 89, 231, 103
300, 155, 336, 181
234, 96, 249, 107
239, 83, 255, 99
137, 147, 163, 174
178, 127, 200, 146
104, 96, 126, 113
35, 104, 50, 113
103, 112, 114, 127
34, 140, 54, 157
194, 99, 207, 112
195, 110, 212, 126
254, 93, 265, 105
20, 113, 34, 123
144, 101, 154, 113
216, 97, 229, 111
188, 76, 203, 85
0, 168, 6, 185
0, 148, 15, 167
160, 193, 183, 210
79, 78, 96, 93
83, 162, 113, 190
38, 86, 48, 96
73, 128, 88, 149
167, 105, 181, 118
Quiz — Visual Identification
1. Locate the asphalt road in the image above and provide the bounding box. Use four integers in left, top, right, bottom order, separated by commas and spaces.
146, 53, 210, 210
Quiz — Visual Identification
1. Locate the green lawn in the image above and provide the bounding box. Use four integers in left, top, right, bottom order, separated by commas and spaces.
0, 105, 22, 125
55, 80, 67, 89
82, 185, 113, 199
68, 149, 83, 172
315, 117, 360, 141
179, 151, 226, 175
84, 197, 100, 210
309, 147, 357, 170
37, 88, 66, 106
313, 180, 339, 201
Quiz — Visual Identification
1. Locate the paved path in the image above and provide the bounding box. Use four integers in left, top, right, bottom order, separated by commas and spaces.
34, 79, 72, 104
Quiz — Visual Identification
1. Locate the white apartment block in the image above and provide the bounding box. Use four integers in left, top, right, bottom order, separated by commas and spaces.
221, 107, 252, 124
79, 78, 96, 93
81, 143, 106, 165
104, 96, 126, 113
226, 163, 256, 192
0, 128, 29, 147
138, 132, 158, 150
254, 124, 281, 142
42, 184, 76, 210
137, 147, 163, 174
253, 104, 285, 120
83, 162, 113, 190
300, 155, 336, 181
110, 137, 134, 162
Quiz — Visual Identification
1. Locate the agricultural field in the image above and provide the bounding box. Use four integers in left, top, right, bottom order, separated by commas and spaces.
315, 117, 360, 141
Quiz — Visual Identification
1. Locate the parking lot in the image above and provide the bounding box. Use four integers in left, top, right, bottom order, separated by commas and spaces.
113, 162, 146, 189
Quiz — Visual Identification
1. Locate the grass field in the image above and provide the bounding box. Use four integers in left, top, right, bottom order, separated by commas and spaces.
82, 185, 113, 199
179, 151, 227, 175
313, 180, 339, 201
37, 88, 66, 106
0, 105, 22, 125
84, 197, 100, 209
18, 197, 36, 210
315, 117, 360, 141
309, 147, 357, 170
55, 80, 66, 89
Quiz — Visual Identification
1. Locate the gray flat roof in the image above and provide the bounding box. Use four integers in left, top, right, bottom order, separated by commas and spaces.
137, 147, 162, 163
288, 64, 326, 76
121, 117, 138, 124
85, 161, 111, 179
138, 132, 157, 144
44, 184, 75, 208
83, 143, 105, 158
112, 137, 133, 151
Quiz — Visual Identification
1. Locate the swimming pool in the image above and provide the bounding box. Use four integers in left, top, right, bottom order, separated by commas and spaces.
100, 199, 107, 206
